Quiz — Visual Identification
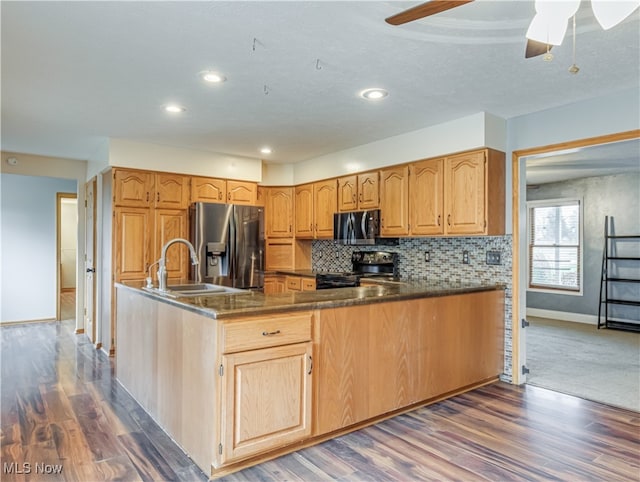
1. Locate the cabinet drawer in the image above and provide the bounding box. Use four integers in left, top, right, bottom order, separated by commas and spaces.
221, 313, 312, 353
302, 278, 316, 291
286, 276, 302, 291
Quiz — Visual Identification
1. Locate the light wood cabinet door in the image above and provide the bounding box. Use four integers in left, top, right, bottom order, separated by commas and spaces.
379, 166, 409, 236
227, 180, 257, 205
445, 151, 486, 235
301, 278, 316, 291
337, 175, 358, 212
155, 173, 189, 209
220, 343, 312, 464
266, 187, 294, 238
113, 169, 153, 207
357, 172, 379, 209
263, 274, 285, 294
410, 158, 444, 235
113, 207, 152, 280
191, 177, 226, 204
154, 209, 189, 281
294, 184, 314, 239
265, 240, 294, 270
313, 179, 336, 238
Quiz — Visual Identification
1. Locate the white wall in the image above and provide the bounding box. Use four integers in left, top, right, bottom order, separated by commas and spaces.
0, 174, 77, 322
292, 112, 506, 184
0, 151, 87, 328
108, 138, 263, 182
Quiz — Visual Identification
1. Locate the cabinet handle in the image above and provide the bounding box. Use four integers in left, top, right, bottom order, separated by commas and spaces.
146, 192, 150, 202
359, 193, 362, 203
447, 214, 451, 226
437, 215, 441, 226
157, 192, 160, 202
262, 330, 281, 336
228, 192, 231, 200
219, 192, 222, 200
289, 224, 292, 232
381, 217, 384, 227
310, 224, 313, 232
352, 194, 356, 202
308, 355, 313, 375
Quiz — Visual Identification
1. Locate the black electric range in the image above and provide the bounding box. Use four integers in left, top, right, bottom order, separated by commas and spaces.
315, 251, 399, 289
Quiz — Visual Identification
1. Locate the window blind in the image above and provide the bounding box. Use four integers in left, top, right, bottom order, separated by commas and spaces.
529, 201, 581, 291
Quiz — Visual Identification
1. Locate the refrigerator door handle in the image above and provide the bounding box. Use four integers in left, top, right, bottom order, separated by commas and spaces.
228, 209, 236, 285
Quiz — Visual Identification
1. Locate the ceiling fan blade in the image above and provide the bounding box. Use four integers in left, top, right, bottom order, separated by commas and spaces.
385, 0, 474, 25
525, 39, 553, 58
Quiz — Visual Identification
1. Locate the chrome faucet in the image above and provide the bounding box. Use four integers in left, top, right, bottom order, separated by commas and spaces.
156, 238, 199, 291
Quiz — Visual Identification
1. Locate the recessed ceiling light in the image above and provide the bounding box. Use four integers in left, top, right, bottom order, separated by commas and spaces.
360, 88, 389, 100
201, 71, 226, 83
165, 104, 186, 113
260, 147, 272, 155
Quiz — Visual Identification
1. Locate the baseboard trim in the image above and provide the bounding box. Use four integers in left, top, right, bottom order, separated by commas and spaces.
0, 317, 56, 325
75, 328, 85, 334
526, 308, 597, 325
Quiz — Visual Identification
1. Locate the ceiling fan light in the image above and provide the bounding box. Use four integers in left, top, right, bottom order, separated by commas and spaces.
526, 13, 569, 46
535, 0, 581, 19
592, 0, 640, 30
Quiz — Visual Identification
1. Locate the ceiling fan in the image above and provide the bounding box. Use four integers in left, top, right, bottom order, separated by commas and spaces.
385, 0, 640, 59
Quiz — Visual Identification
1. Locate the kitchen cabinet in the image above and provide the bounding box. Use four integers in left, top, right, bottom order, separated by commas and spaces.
295, 180, 337, 239
114, 169, 189, 209
112, 168, 190, 285
337, 172, 379, 212
284, 275, 316, 292
409, 158, 444, 235
219, 313, 313, 464
444, 149, 505, 235
191, 177, 257, 205
263, 274, 286, 294
379, 166, 409, 236
256, 186, 265, 206
265, 187, 294, 238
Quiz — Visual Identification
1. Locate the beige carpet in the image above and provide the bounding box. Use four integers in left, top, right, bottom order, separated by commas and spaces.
526, 316, 640, 412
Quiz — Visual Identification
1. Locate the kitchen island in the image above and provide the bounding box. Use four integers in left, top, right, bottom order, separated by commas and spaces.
115, 281, 505, 478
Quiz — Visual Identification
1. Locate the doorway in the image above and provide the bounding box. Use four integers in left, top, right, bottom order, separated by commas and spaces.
511, 130, 640, 409
57, 193, 78, 322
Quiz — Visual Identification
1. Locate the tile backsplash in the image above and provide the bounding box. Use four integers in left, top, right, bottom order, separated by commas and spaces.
312, 236, 514, 382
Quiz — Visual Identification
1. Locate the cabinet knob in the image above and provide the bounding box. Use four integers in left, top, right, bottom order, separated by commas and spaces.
219, 192, 222, 200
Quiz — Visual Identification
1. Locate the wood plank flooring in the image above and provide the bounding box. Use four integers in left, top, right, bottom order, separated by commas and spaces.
1, 318, 639, 481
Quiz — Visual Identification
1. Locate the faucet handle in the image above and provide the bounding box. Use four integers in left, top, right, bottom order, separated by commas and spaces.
145, 276, 154, 289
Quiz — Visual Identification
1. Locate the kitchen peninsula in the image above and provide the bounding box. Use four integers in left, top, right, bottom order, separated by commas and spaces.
115, 281, 505, 478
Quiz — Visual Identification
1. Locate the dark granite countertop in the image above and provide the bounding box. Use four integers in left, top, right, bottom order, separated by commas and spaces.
117, 280, 505, 321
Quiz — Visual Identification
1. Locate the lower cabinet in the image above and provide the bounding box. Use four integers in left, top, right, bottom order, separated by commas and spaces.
220, 342, 313, 464
263, 274, 286, 294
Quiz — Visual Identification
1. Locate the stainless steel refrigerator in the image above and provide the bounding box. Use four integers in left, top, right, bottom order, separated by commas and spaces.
190, 203, 264, 289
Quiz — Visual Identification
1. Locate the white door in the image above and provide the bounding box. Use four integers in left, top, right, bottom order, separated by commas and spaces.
85, 178, 97, 342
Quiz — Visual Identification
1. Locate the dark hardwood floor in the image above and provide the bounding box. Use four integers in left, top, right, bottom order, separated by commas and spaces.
1, 317, 639, 481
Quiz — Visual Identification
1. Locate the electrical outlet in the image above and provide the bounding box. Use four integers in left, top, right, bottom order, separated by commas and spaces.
462, 250, 469, 264
486, 251, 501, 265
424, 251, 430, 262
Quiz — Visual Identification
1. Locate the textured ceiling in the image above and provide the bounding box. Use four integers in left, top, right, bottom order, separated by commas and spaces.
1, 1, 639, 164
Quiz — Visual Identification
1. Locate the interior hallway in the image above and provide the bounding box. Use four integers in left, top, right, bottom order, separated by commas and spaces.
1, 315, 638, 481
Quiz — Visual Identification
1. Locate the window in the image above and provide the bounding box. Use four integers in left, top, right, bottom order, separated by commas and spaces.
528, 199, 582, 293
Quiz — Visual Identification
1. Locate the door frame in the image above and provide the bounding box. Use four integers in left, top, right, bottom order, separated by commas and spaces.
56, 192, 78, 321
510, 129, 640, 384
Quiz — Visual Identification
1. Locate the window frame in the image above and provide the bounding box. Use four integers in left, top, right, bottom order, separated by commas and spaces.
526, 197, 584, 296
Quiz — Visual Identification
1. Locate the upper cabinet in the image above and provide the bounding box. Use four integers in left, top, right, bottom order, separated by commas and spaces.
409, 158, 444, 235
379, 166, 409, 236
265, 187, 294, 238
114, 169, 188, 209
295, 180, 337, 239
191, 177, 226, 203
227, 180, 257, 205
337, 172, 379, 212
113, 170, 154, 208
191, 177, 257, 205
443, 149, 504, 236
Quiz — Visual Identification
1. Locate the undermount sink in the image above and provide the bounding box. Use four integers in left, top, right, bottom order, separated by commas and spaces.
143, 283, 244, 298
